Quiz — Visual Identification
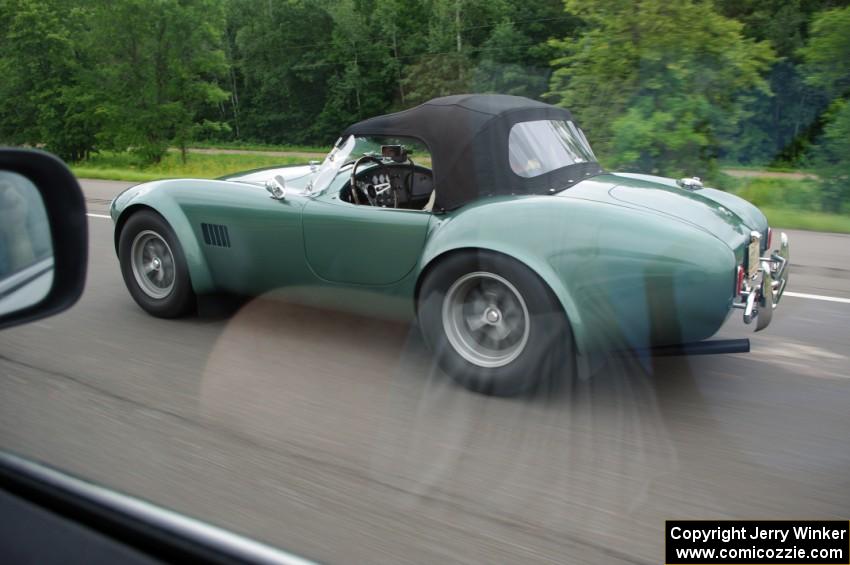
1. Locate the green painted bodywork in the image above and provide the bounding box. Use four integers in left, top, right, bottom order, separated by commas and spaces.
111, 165, 767, 358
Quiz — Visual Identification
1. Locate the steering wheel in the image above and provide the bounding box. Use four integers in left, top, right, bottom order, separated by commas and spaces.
350, 155, 395, 207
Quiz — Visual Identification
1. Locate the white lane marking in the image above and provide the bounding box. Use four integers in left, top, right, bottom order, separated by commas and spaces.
783, 291, 850, 304
76, 216, 850, 306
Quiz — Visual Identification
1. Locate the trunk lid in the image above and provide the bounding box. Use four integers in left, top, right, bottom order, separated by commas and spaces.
561, 172, 767, 250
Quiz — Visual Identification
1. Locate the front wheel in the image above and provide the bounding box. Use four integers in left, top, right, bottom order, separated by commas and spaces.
417, 251, 573, 396
118, 210, 195, 318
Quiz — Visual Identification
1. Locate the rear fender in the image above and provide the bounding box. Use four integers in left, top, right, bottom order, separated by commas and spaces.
419, 196, 737, 358
419, 197, 588, 356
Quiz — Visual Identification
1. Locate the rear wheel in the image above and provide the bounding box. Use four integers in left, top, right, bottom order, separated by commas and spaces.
417, 251, 573, 396
118, 210, 195, 318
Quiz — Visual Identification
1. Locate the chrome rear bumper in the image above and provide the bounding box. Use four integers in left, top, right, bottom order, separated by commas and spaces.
733, 231, 789, 331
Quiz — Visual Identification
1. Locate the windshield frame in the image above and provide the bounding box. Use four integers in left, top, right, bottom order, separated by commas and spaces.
309, 136, 356, 195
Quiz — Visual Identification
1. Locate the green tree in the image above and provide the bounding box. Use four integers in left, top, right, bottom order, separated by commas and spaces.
86, 0, 229, 163
799, 5, 850, 97
374, 0, 431, 107
401, 0, 473, 104
800, 5, 850, 212
471, 0, 574, 99
314, 0, 398, 138
716, 0, 842, 165
229, 0, 338, 144
401, 0, 512, 104
0, 0, 99, 161
471, 21, 547, 97
548, 0, 775, 177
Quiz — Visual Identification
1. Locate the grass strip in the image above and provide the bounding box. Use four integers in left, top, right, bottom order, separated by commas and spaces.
71, 151, 305, 181
187, 140, 329, 153
761, 207, 850, 234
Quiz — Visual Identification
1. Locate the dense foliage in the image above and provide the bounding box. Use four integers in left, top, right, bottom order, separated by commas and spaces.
548, 0, 775, 177
0, 0, 847, 210
798, 5, 850, 211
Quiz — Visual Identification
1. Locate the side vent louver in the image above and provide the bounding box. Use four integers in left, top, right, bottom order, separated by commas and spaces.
201, 223, 231, 248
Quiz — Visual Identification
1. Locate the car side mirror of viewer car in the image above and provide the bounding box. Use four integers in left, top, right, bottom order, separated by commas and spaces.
0, 149, 87, 330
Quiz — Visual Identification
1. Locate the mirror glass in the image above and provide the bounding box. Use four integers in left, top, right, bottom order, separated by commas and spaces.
0, 171, 53, 317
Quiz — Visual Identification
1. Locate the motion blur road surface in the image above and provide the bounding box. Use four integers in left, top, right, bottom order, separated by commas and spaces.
1, 180, 849, 564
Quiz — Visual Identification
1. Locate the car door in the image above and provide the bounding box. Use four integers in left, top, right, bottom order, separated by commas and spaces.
181, 182, 312, 296
302, 197, 432, 285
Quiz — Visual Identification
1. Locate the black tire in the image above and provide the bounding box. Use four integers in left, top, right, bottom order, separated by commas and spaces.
417, 251, 573, 396
118, 210, 195, 318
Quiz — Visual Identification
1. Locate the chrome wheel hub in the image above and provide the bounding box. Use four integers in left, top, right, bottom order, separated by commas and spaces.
130, 230, 176, 299
442, 272, 530, 368
484, 307, 501, 324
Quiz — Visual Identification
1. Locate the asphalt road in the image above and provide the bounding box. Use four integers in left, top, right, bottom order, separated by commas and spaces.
1, 179, 849, 564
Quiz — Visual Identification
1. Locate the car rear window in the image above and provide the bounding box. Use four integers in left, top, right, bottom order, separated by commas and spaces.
508, 119, 597, 178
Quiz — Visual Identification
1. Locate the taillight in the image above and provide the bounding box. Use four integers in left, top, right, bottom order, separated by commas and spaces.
766, 227, 773, 249
736, 265, 745, 295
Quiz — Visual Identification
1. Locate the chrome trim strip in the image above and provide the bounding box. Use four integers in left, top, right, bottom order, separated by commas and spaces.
0, 451, 316, 565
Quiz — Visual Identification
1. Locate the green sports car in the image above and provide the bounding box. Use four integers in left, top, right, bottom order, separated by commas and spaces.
110, 94, 789, 396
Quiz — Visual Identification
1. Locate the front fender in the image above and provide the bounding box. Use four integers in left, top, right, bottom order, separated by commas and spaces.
111, 180, 215, 294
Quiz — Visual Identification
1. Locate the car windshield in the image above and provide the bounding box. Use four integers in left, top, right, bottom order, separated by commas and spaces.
311, 135, 431, 194
508, 119, 597, 178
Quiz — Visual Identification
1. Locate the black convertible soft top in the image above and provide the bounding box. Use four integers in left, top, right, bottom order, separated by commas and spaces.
341, 94, 603, 211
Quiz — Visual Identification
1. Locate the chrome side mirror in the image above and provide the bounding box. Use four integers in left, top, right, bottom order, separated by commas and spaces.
265, 175, 286, 200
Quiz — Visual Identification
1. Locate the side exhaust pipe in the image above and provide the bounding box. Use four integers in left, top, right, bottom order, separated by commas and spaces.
645, 338, 751, 357
619, 338, 751, 357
